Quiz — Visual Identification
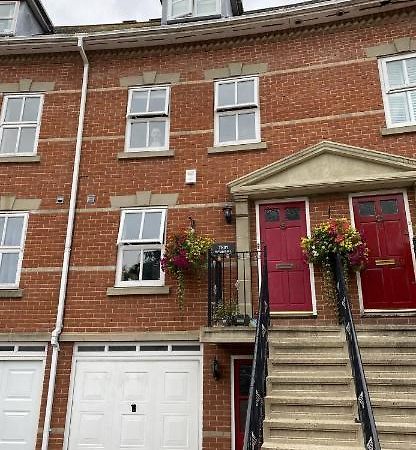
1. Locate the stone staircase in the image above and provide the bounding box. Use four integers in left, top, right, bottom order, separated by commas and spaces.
262, 326, 363, 450
357, 326, 416, 450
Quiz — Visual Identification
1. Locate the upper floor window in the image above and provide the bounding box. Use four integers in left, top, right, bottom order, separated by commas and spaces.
0, 2, 18, 35
379, 54, 416, 128
125, 86, 170, 152
116, 209, 167, 287
0, 213, 28, 288
168, 0, 220, 20
214, 76, 260, 146
0, 94, 43, 156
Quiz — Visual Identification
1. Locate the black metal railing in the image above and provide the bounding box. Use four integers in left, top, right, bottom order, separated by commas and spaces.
243, 248, 270, 450
332, 253, 381, 450
207, 250, 262, 327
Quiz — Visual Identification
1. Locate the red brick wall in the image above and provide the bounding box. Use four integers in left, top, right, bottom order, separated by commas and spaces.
1, 8, 416, 450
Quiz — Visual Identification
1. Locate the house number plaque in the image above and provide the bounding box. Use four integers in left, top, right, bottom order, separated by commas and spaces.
212, 242, 236, 256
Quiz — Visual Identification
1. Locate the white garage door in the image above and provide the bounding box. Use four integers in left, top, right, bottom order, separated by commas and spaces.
67, 346, 201, 450
0, 357, 45, 449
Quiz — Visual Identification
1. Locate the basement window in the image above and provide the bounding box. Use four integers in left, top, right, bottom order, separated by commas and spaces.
0, 94, 44, 156
168, 0, 221, 20
0, 2, 18, 35
379, 53, 416, 128
115, 209, 167, 287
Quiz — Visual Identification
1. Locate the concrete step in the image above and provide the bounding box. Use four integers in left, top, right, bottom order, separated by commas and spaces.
264, 418, 362, 446
267, 375, 354, 397
269, 326, 343, 340
262, 442, 363, 450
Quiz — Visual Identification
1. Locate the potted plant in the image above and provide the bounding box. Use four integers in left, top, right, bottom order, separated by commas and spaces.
301, 218, 368, 301
161, 228, 213, 309
213, 300, 239, 326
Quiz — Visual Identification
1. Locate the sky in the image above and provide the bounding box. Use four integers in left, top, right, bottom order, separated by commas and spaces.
42, 0, 306, 26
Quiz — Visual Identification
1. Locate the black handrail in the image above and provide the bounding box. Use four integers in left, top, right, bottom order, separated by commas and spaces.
332, 253, 381, 450
243, 247, 270, 450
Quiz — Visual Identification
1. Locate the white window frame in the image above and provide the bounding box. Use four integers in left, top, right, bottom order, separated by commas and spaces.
214, 76, 260, 146
0, 93, 44, 156
0, 212, 28, 289
0, 1, 19, 36
125, 86, 170, 153
168, 0, 221, 20
379, 52, 416, 128
115, 208, 167, 287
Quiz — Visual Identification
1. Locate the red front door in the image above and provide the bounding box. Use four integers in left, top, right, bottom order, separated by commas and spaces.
259, 201, 313, 312
353, 193, 416, 310
234, 359, 251, 450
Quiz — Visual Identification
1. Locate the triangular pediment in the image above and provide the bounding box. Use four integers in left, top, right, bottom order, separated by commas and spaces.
229, 141, 416, 198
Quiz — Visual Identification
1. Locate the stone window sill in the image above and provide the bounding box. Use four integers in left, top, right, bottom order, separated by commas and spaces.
0, 155, 40, 163
381, 125, 416, 136
117, 150, 174, 159
208, 141, 267, 154
0, 289, 23, 298
107, 286, 170, 296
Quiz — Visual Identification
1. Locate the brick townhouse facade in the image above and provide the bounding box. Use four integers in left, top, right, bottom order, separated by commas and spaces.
0, 0, 416, 449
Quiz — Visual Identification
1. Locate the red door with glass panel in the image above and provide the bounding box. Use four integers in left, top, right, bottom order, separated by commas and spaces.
259, 201, 313, 312
234, 359, 251, 450
353, 193, 416, 310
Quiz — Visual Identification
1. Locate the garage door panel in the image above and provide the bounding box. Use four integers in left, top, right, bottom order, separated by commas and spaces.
161, 415, 190, 448
68, 357, 200, 450
0, 360, 44, 450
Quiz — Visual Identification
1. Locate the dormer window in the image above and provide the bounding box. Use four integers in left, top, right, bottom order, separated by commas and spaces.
168, 0, 221, 20
0, 2, 18, 35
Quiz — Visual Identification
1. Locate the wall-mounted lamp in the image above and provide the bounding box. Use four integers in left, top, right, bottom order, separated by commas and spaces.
212, 358, 221, 381
223, 205, 233, 224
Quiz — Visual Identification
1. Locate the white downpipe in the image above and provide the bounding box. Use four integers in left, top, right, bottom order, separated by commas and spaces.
41, 36, 89, 450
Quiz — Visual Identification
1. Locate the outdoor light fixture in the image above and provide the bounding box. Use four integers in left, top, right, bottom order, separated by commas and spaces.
223, 205, 233, 224
189, 216, 196, 230
212, 358, 221, 380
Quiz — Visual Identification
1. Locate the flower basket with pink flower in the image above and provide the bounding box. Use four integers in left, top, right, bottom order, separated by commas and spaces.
161, 229, 214, 309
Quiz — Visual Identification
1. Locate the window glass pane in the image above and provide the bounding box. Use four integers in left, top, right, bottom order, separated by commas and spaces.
130, 90, 148, 114
218, 114, 236, 143
239, 400, 248, 432
17, 127, 36, 153
239, 364, 252, 396
380, 199, 398, 215
238, 112, 256, 141
142, 212, 163, 240
196, 0, 218, 16
121, 248, 141, 281
409, 91, 416, 120
122, 213, 142, 240
0, 253, 18, 284
0, 3, 15, 16
217, 82, 235, 107
386, 60, 405, 88
406, 58, 416, 85
0, 218, 5, 243
358, 202, 375, 216
237, 79, 255, 105
22, 97, 40, 122
0, 128, 18, 153
4, 98, 22, 122
130, 122, 147, 148
4, 217, 23, 246
285, 207, 300, 221
265, 208, 279, 222
142, 250, 161, 281
171, 0, 192, 17
0, 19, 12, 32
149, 121, 166, 148
388, 92, 410, 124
149, 89, 167, 113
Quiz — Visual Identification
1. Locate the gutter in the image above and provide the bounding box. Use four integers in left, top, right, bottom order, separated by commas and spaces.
40, 35, 89, 450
